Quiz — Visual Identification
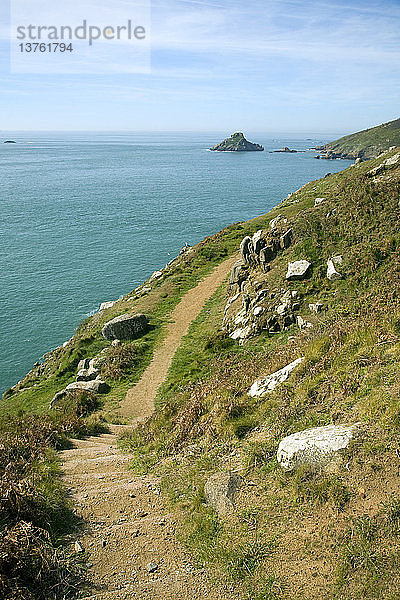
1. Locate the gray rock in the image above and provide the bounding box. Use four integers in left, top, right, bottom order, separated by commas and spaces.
204, 472, 241, 515
248, 357, 304, 397
66, 380, 110, 394
269, 214, 288, 230
297, 315, 313, 330
277, 423, 360, 471
286, 260, 311, 281
230, 259, 249, 286
146, 562, 159, 573
240, 236, 253, 264
259, 245, 276, 270
229, 324, 254, 342
314, 197, 325, 206
76, 366, 99, 382
74, 541, 85, 553
280, 228, 293, 249
149, 270, 163, 282
179, 242, 191, 255
50, 389, 69, 409
102, 313, 148, 340
309, 302, 323, 313
252, 229, 264, 255
77, 359, 90, 371
327, 255, 343, 281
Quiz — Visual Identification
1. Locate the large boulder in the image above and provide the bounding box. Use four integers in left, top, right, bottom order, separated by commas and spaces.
277, 424, 360, 471
240, 236, 253, 264
102, 313, 148, 341
248, 357, 304, 397
327, 255, 343, 281
66, 380, 110, 394
230, 259, 249, 287
286, 260, 311, 281
204, 472, 241, 515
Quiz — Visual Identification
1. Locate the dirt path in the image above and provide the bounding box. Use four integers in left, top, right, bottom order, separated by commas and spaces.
120, 254, 238, 418
60, 256, 238, 599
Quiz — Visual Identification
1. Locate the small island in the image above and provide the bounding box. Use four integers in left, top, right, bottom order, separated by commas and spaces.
273, 146, 297, 153
209, 132, 264, 152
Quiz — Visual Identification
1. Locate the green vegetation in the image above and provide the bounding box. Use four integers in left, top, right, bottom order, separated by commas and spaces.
121, 149, 400, 598
317, 117, 400, 159
2, 144, 400, 598
1, 215, 273, 418
0, 391, 106, 599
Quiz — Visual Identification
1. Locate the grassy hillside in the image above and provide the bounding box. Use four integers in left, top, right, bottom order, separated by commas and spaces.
2, 147, 400, 599
317, 118, 400, 160
120, 149, 400, 599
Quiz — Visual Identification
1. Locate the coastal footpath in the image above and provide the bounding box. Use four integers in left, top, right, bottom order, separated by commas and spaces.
1, 148, 400, 599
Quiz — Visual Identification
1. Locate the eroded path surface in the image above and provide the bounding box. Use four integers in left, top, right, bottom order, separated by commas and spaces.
121, 254, 238, 418
60, 257, 238, 599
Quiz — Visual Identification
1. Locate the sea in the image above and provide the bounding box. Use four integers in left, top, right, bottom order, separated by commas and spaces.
0, 131, 351, 395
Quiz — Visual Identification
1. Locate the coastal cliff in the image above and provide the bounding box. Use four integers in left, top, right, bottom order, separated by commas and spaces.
315, 117, 400, 160
2, 148, 400, 599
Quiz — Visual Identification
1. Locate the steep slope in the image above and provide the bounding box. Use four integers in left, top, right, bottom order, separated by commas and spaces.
122, 148, 400, 600
2, 148, 400, 600
316, 117, 400, 160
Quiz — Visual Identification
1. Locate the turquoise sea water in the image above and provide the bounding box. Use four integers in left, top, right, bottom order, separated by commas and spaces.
0, 131, 350, 394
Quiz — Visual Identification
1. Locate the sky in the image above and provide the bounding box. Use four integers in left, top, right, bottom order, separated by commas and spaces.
0, 0, 399, 133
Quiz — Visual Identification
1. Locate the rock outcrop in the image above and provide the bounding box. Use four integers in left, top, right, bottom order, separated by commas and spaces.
273, 147, 297, 153
204, 472, 241, 515
102, 313, 148, 341
248, 357, 304, 397
66, 380, 110, 394
277, 424, 360, 471
209, 132, 264, 152
223, 224, 306, 342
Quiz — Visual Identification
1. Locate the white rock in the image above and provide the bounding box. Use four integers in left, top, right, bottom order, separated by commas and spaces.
100, 300, 117, 311
384, 152, 400, 167
314, 197, 325, 206
327, 255, 343, 281
309, 302, 323, 313
297, 315, 312, 329
66, 380, 110, 394
269, 214, 288, 230
248, 357, 304, 397
253, 306, 264, 316
229, 325, 253, 341
286, 260, 311, 281
74, 541, 85, 553
149, 270, 163, 283
277, 424, 360, 471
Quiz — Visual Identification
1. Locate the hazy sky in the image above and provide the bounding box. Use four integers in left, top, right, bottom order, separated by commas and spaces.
0, 0, 399, 132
